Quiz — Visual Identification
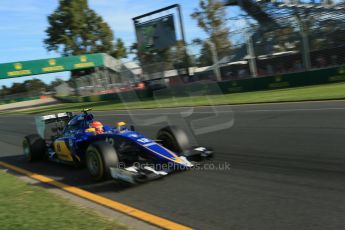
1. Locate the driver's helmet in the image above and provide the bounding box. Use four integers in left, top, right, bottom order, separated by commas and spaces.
89, 121, 104, 134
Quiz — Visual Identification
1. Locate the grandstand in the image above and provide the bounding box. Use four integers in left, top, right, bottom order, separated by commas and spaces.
218, 0, 345, 79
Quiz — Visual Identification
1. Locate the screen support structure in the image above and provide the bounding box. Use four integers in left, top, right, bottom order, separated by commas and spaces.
132, 4, 190, 77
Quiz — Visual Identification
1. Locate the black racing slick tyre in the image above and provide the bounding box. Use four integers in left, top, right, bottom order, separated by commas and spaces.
156, 126, 190, 154
86, 141, 119, 181
23, 134, 46, 162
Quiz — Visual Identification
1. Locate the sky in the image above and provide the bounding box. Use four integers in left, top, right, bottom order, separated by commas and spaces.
0, 0, 243, 87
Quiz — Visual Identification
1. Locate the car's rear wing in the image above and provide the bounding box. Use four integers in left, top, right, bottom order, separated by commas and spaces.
41, 112, 73, 124
35, 112, 73, 139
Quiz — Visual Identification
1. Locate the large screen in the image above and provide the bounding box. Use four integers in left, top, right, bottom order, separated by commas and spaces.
135, 14, 177, 53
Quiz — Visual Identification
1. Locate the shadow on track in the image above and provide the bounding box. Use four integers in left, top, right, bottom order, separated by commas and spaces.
0, 155, 138, 193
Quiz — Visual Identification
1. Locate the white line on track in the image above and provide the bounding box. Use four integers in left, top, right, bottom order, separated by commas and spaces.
94, 107, 345, 116
1, 100, 344, 117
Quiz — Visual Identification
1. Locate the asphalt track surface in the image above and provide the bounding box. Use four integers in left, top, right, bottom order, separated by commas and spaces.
1, 101, 345, 230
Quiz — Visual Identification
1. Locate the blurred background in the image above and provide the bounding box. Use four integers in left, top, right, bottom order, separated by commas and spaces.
1, 0, 345, 102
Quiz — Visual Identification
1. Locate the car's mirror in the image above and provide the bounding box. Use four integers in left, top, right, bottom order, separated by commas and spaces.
130, 125, 135, 131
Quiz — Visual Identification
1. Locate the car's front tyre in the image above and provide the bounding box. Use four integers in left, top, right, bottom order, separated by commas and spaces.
156, 126, 190, 154
86, 142, 119, 181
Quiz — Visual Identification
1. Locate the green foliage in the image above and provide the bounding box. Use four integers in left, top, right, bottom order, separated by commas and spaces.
0, 86, 10, 98
169, 41, 191, 70
111, 38, 127, 59
192, 39, 213, 66
44, 0, 117, 57
129, 43, 139, 61
1, 80, 44, 98
47, 78, 66, 91
191, 0, 232, 61
0, 79, 47, 98
24, 79, 47, 92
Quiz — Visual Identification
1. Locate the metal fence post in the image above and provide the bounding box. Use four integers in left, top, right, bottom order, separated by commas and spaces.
205, 40, 222, 81
296, 16, 311, 71
246, 35, 258, 77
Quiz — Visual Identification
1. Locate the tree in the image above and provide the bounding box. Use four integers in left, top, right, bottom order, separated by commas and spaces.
22, 79, 47, 95
191, 38, 213, 66
198, 43, 214, 66
0, 86, 10, 98
10, 83, 26, 95
191, 0, 232, 59
111, 38, 127, 59
168, 41, 192, 70
129, 43, 139, 61
0, 80, 47, 98
44, 0, 115, 56
24, 79, 47, 91
48, 78, 65, 91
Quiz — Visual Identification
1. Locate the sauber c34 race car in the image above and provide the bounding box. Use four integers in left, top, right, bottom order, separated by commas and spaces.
23, 109, 213, 183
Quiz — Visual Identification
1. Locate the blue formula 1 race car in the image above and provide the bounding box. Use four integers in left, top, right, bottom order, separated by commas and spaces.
23, 109, 213, 183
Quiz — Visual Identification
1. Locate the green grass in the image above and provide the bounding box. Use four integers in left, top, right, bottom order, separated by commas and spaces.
0, 170, 127, 230
9, 82, 345, 114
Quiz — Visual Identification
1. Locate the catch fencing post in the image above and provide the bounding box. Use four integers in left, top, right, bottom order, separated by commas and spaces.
206, 40, 222, 81
296, 15, 311, 71
246, 34, 258, 77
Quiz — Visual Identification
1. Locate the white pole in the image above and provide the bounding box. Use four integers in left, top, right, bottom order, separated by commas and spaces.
246, 34, 258, 77
205, 40, 222, 81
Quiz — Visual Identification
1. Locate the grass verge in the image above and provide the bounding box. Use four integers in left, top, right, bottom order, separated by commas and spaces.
0, 170, 127, 230
7, 82, 345, 114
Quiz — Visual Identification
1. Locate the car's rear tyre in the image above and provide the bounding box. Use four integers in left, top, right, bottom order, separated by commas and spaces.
156, 126, 190, 154
86, 141, 119, 181
23, 134, 46, 162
